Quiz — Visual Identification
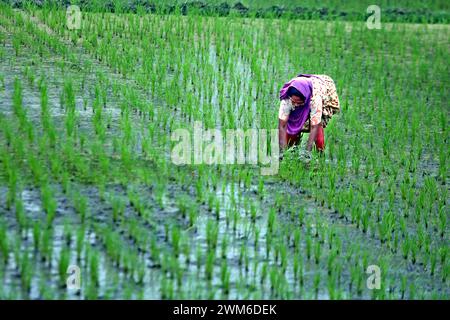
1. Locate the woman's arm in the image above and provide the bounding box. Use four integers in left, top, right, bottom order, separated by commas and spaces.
278, 99, 291, 153
306, 123, 320, 151
279, 118, 288, 152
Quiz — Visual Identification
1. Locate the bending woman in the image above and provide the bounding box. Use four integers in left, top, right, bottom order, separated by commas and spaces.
278, 73, 341, 154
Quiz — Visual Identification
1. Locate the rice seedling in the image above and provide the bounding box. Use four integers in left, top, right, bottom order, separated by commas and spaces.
438, 206, 447, 238
41, 183, 57, 226
220, 260, 230, 295
305, 235, 312, 261
72, 192, 88, 223
205, 249, 215, 281
314, 240, 322, 265
267, 207, 276, 234
58, 246, 70, 287
76, 226, 84, 261
12, 33, 21, 57
111, 195, 125, 223
14, 195, 27, 232
313, 273, 321, 298
32, 220, 41, 251
40, 227, 53, 265
19, 250, 32, 294
0, 224, 9, 264
88, 247, 100, 287
171, 225, 181, 258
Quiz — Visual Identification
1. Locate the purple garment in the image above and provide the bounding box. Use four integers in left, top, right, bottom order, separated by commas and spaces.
279, 74, 318, 135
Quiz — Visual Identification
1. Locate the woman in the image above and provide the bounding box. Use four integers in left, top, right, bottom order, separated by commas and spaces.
278, 73, 340, 156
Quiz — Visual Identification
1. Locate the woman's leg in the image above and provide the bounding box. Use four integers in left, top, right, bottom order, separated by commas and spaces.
315, 125, 325, 151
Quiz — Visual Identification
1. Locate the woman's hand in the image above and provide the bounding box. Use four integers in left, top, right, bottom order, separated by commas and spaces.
298, 149, 312, 163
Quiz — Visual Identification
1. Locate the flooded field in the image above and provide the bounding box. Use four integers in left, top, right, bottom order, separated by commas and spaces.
0, 3, 448, 299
